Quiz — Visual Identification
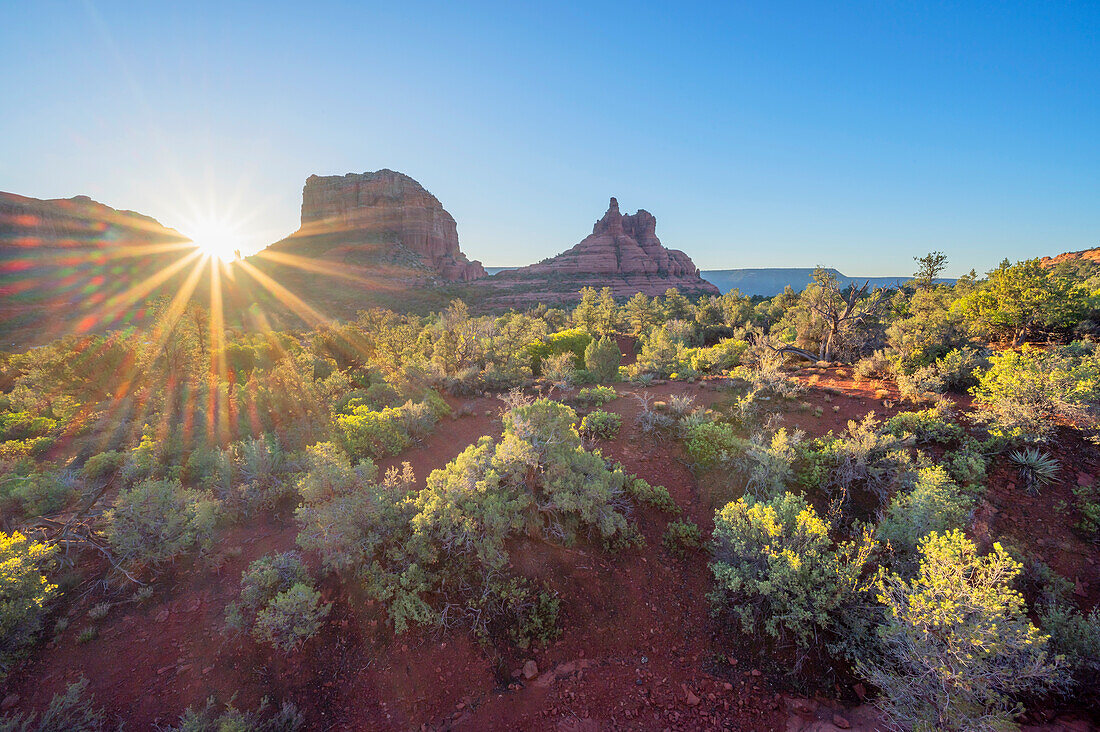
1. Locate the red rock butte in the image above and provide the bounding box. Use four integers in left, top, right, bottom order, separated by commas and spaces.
489, 197, 720, 304
280, 169, 486, 282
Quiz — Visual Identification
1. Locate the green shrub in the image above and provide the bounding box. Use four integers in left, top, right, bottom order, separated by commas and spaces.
1072, 481, 1100, 541
227, 551, 330, 652
80, 450, 125, 484
104, 478, 219, 569
584, 336, 622, 382
480, 577, 561, 650
741, 428, 800, 501
542, 351, 577, 387
580, 410, 621, 440
627, 477, 680, 514
710, 492, 875, 650
180, 447, 232, 492
683, 422, 748, 469
663, 519, 703, 558
421, 388, 452, 419
635, 326, 687, 377
796, 414, 917, 513
253, 583, 330, 653
335, 405, 411, 460
298, 398, 640, 638
934, 346, 989, 391
858, 530, 1066, 731
2, 470, 79, 518
944, 440, 990, 487
878, 466, 974, 567
971, 346, 1100, 441
0, 411, 57, 442
884, 407, 964, 444
164, 697, 304, 732
575, 385, 617, 408
853, 349, 897, 381
0, 677, 109, 732
687, 338, 748, 373
0, 531, 57, 679
363, 381, 401, 408
1039, 602, 1100, 691
526, 328, 591, 375
233, 435, 294, 511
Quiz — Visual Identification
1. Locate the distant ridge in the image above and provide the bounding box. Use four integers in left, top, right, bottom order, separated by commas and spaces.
484, 266, 951, 297
700, 268, 953, 297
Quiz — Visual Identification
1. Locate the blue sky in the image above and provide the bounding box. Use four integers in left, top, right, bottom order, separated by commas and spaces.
2, 1, 1097, 276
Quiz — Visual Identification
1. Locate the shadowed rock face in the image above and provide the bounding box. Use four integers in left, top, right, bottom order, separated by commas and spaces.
0, 192, 195, 347
291, 169, 486, 281
489, 197, 720, 304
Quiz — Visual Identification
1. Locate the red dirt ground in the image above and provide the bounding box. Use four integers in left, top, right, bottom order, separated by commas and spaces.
4, 370, 1098, 730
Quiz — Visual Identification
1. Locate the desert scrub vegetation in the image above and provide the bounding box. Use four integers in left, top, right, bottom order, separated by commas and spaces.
583, 335, 622, 382
525, 327, 590, 376
226, 551, 330, 652
334, 390, 449, 460
0, 531, 57, 679
884, 405, 964, 444
103, 478, 220, 570
682, 421, 748, 469
580, 410, 621, 440
859, 530, 1066, 731
297, 397, 651, 640
710, 492, 876, 653
0, 467, 80, 520
1009, 446, 1060, 495
0, 676, 111, 731
1071, 481, 1100, 541
662, 519, 703, 558
876, 466, 974, 568
971, 345, 1099, 441
573, 385, 617, 408
627, 477, 680, 514
685, 337, 748, 374
795, 413, 918, 517
164, 696, 304, 732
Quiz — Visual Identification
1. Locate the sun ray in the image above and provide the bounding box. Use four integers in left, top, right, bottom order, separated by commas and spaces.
234, 258, 331, 327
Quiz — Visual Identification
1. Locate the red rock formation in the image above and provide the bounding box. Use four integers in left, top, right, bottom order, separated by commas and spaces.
490, 197, 719, 304
285, 170, 486, 281
1040, 247, 1100, 268
0, 192, 198, 347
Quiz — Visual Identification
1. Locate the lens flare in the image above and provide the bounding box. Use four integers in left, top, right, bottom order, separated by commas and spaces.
186, 220, 242, 262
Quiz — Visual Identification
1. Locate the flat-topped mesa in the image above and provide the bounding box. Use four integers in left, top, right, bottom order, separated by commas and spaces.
492, 198, 719, 303
294, 169, 486, 281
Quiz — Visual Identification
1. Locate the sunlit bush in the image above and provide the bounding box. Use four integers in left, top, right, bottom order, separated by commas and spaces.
971, 346, 1100, 440
877, 466, 974, 568
859, 530, 1066, 731
0, 531, 57, 678
710, 492, 875, 650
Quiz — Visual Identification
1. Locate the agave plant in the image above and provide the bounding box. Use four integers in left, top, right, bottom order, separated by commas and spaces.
1009, 447, 1060, 495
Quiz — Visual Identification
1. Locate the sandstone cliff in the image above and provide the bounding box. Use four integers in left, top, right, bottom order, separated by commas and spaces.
272, 169, 485, 282
489, 198, 719, 304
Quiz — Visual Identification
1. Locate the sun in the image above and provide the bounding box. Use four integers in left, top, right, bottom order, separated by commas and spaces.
187, 221, 243, 263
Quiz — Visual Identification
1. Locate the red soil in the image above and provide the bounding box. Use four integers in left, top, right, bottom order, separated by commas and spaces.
5, 371, 1097, 730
